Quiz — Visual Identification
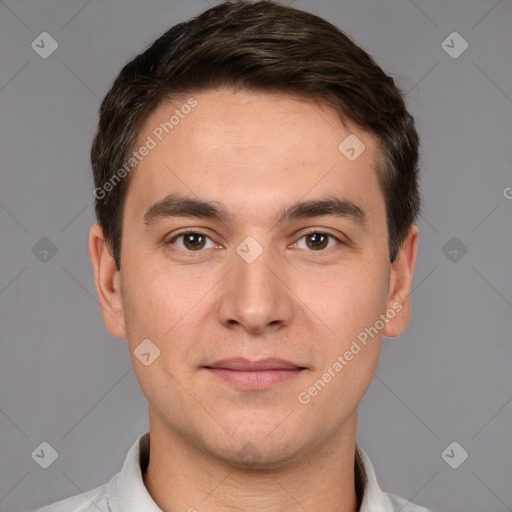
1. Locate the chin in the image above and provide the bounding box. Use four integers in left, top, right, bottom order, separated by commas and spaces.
206, 428, 305, 470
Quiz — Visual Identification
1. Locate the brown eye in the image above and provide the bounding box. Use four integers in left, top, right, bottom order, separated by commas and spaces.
305, 232, 329, 250
168, 231, 215, 251
294, 232, 341, 251
182, 233, 206, 250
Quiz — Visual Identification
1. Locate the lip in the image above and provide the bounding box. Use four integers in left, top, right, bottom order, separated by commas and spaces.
204, 357, 307, 390
207, 357, 304, 371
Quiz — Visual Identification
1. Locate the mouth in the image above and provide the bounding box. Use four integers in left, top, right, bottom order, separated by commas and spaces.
203, 357, 307, 390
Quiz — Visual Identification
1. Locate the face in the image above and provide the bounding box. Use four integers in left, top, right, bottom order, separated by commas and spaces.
90, 87, 418, 467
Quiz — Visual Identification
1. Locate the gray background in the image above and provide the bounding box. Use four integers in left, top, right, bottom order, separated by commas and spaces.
0, 0, 511, 511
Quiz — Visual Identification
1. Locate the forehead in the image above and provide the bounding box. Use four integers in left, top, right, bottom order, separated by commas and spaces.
125, 87, 385, 229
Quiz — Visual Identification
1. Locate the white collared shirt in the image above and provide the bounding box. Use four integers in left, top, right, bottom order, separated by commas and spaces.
33, 431, 432, 512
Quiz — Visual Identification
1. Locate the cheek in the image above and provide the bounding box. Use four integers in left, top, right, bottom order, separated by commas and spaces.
300, 311, 383, 419
331, 345, 380, 416
297, 261, 389, 340
121, 266, 212, 373
122, 262, 186, 335
299, 259, 389, 398
121, 272, 196, 408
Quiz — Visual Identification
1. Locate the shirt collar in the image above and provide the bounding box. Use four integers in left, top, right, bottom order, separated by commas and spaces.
107, 431, 397, 512
356, 443, 399, 511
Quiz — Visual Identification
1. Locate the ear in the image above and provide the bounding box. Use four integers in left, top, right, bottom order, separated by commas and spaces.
384, 224, 419, 338
89, 223, 127, 339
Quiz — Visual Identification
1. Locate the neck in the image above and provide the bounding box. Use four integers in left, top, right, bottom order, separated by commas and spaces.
142, 409, 362, 512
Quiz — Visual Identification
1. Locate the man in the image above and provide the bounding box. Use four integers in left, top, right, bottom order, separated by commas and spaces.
35, 1, 432, 510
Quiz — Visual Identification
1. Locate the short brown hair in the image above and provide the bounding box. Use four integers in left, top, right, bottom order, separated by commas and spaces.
91, 0, 420, 270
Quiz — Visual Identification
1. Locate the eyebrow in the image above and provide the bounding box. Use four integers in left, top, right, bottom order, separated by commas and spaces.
143, 193, 367, 228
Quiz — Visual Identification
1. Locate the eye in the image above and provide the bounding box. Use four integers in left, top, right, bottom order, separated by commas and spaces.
166, 229, 344, 253
292, 231, 342, 251
167, 230, 217, 251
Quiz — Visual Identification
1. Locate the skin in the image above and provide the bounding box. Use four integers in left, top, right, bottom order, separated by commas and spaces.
89, 87, 418, 512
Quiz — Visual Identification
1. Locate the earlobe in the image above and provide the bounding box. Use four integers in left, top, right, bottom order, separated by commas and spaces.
88, 223, 127, 340
384, 224, 419, 338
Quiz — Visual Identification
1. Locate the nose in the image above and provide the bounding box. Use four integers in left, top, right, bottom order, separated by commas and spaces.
215, 240, 295, 335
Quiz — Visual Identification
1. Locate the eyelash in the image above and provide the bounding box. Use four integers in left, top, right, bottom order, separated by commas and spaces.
166, 229, 345, 253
